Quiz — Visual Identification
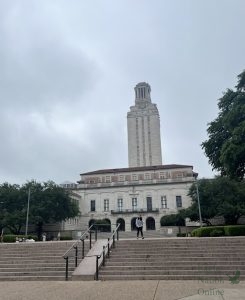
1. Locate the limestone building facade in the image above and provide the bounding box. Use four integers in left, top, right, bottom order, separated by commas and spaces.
65, 82, 197, 232
75, 164, 196, 231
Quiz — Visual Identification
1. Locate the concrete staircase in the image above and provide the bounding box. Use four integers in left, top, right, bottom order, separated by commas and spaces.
0, 241, 90, 281
99, 237, 245, 280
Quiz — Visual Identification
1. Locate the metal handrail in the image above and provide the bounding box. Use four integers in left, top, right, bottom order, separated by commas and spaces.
93, 223, 120, 280
62, 223, 119, 280
62, 224, 93, 258
62, 224, 94, 281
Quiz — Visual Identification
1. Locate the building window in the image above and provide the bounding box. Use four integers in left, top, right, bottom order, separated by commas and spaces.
145, 173, 150, 180
132, 198, 137, 211
105, 176, 110, 183
176, 196, 182, 208
119, 175, 124, 181
161, 196, 167, 209
90, 200, 96, 212
104, 199, 109, 211
159, 172, 166, 179
118, 198, 123, 211
132, 174, 138, 181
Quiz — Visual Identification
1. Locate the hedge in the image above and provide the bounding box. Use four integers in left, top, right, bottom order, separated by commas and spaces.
60, 236, 73, 240
3, 234, 38, 243
191, 225, 245, 237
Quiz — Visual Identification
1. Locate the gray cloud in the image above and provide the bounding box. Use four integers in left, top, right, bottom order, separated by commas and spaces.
0, 0, 245, 184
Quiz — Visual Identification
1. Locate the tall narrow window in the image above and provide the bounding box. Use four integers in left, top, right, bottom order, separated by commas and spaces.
118, 198, 123, 211
161, 196, 167, 208
90, 200, 96, 212
132, 198, 137, 211
176, 196, 182, 208
104, 199, 109, 211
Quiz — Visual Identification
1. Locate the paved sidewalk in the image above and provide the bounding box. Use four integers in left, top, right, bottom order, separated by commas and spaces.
1, 280, 244, 300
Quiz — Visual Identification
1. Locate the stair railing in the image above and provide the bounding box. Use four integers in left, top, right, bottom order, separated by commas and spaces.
62, 223, 120, 280
93, 223, 120, 280
63, 224, 94, 281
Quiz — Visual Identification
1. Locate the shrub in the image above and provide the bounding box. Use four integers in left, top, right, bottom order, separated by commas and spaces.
191, 226, 225, 237
3, 234, 38, 243
3, 235, 16, 243
210, 229, 224, 237
177, 233, 186, 237
60, 236, 73, 240
224, 225, 245, 236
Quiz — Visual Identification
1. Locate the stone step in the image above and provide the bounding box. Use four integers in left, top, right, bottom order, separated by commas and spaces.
99, 269, 243, 276
109, 253, 245, 258
0, 240, 91, 281
107, 257, 245, 263
101, 265, 245, 271
0, 266, 73, 272
0, 276, 66, 281
99, 274, 245, 280
110, 249, 245, 254
105, 260, 245, 266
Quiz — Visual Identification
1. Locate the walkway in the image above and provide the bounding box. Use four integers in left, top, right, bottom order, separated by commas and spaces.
1, 280, 244, 300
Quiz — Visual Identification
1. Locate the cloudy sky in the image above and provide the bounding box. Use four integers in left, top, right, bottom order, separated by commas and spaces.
1, 0, 245, 185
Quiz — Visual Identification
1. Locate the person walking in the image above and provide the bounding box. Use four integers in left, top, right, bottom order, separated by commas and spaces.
136, 216, 144, 239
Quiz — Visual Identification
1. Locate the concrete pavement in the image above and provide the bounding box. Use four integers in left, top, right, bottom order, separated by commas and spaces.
1, 280, 245, 300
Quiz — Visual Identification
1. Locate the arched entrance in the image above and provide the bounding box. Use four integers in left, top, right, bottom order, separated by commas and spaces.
116, 218, 125, 231
131, 217, 137, 231
103, 218, 111, 232
146, 217, 155, 230
89, 219, 96, 227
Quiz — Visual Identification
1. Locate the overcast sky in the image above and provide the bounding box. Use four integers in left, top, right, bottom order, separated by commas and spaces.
1, 0, 245, 185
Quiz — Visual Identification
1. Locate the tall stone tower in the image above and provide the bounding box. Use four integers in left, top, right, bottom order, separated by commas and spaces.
127, 82, 162, 167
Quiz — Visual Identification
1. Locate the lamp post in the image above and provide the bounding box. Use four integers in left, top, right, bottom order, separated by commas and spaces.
25, 188, 31, 236
195, 176, 203, 227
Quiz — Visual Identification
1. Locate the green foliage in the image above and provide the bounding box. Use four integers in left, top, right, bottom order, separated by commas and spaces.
2, 234, 37, 243
224, 225, 245, 236
191, 225, 245, 237
93, 219, 111, 232
2, 235, 17, 243
176, 233, 186, 237
202, 70, 245, 180
160, 213, 185, 226
210, 229, 224, 237
185, 177, 245, 225
0, 180, 80, 239
60, 236, 73, 240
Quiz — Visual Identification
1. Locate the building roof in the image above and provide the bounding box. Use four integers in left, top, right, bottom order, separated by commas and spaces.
80, 164, 193, 176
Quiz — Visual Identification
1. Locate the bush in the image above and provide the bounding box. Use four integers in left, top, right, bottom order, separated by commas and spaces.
3, 235, 16, 243
191, 225, 245, 237
210, 229, 224, 237
60, 236, 73, 240
177, 233, 186, 237
191, 226, 225, 237
224, 225, 245, 236
3, 234, 38, 243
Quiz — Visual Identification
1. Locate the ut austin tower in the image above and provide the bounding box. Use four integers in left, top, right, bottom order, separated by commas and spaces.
127, 82, 162, 167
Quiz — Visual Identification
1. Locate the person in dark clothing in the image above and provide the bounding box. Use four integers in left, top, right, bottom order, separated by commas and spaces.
135, 216, 144, 239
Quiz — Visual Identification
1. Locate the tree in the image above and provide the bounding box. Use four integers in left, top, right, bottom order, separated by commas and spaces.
0, 181, 80, 238
23, 181, 80, 239
160, 213, 185, 227
202, 70, 245, 180
185, 177, 245, 225
0, 183, 26, 234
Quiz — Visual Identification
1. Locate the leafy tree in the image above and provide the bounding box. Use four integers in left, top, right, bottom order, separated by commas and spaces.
23, 181, 80, 239
202, 70, 245, 180
160, 213, 185, 227
0, 181, 80, 239
0, 183, 26, 234
185, 177, 245, 225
